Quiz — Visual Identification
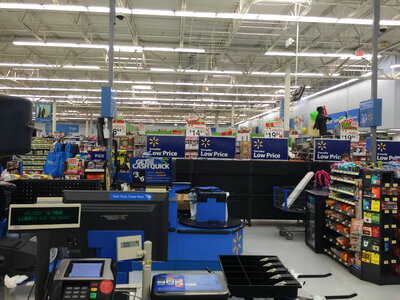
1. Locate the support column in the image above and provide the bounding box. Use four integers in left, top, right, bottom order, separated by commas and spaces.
85, 116, 89, 137
52, 100, 57, 135
107, 0, 116, 187
215, 112, 219, 131
283, 63, 291, 136
370, 0, 380, 164
231, 106, 235, 127
89, 111, 93, 136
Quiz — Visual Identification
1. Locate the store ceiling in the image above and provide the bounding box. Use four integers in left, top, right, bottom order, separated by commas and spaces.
0, 0, 399, 125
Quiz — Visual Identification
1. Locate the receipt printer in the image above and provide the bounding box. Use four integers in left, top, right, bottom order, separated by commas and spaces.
47, 258, 116, 300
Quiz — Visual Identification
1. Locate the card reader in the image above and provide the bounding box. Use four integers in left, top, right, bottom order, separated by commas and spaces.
47, 258, 115, 300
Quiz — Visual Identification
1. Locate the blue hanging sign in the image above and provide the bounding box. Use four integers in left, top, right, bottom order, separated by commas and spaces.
376, 141, 400, 162
198, 136, 236, 159
327, 108, 360, 130
359, 99, 382, 127
35, 103, 53, 123
46, 123, 80, 134
314, 139, 351, 162
251, 138, 288, 160
101, 86, 117, 118
130, 157, 172, 184
147, 135, 185, 158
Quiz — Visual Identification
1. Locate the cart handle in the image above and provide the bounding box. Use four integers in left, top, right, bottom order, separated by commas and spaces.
297, 273, 332, 278
325, 293, 358, 299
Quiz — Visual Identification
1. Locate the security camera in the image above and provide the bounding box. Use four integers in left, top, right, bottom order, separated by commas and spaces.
116, 15, 125, 21
380, 26, 388, 33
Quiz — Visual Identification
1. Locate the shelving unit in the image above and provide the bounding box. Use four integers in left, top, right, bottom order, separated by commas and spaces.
360, 169, 400, 285
324, 164, 363, 275
21, 137, 53, 174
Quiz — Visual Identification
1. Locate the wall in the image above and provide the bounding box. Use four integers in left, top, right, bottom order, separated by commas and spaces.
292, 79, 397, 129
245, 79, 399, 133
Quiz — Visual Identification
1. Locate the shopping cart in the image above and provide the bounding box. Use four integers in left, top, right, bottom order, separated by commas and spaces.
273, 185, 308, 240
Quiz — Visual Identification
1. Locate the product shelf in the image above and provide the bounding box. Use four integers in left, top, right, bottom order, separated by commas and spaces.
323, 235, 353, 252
325, 224, 350, 238
330, 176, 359, 186
328, 195, 358, 206
325, 214, 351, 227
329, 187, 357, 197
326, 205, 355, 218
324, 248, 350, 267
331, 169, 360, 176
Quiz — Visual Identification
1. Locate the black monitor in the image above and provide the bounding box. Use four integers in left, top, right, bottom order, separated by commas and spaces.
63, 190, 169, 261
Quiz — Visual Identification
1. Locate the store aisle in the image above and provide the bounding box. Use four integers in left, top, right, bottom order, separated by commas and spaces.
244, 221, 400, 300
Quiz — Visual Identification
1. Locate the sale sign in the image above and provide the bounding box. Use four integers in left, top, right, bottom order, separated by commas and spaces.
265, 118, 284, 138
113, 119, 126, 136
340, 119, 359, 142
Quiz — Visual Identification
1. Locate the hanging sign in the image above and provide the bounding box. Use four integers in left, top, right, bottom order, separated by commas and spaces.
198, 136, 236, 159
101, 86, 117, 118
130, 157, 172, 185
359, 99, 382, 127
113, 119, 126, 136
147, 135, 185, 158
265, 118, 284, 138
35, 103, 53, 123
340, 119, 360, 142
314, 139, 351, 162
376, 141, 400, 162
251, 138, 288, 160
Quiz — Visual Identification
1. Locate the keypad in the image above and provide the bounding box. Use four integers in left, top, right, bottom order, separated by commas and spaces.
63, 286, 88, 300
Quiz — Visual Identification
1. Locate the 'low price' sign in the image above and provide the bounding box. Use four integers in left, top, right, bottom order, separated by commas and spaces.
314, 139, 351, 162
147, 135, 185, 158
251, 138, 288, 160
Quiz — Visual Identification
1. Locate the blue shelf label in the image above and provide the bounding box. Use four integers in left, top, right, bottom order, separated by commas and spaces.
198, 136, 236, 159
251, 138, 288, 160
314, 139, 351, 162
109, 193, 152, 200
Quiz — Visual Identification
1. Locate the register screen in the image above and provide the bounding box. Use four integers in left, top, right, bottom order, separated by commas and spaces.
68, 263, 103, 278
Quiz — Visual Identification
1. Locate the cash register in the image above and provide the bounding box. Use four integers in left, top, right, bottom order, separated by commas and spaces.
47, 258, 115, 300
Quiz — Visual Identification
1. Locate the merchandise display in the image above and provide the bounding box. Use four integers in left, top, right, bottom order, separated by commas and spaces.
3, 0, 400, 299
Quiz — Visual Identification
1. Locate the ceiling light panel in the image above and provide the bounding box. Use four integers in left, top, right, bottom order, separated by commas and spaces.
2, 4, 400, 26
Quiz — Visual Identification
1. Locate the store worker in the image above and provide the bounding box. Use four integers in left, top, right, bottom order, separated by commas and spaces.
313, 106, 331, 136
340, 153, 351, 162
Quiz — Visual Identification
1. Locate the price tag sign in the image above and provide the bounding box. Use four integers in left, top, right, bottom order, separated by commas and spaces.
265, 118, 284, 139
186, 123, 207, 137
340, 119, 359, 142
113, 120, 126, 136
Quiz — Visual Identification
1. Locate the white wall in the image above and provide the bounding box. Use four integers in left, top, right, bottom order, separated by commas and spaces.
292, 79, 397, 129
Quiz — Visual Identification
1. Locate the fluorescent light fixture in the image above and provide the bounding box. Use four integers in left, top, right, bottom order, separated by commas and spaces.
264, 51, 373, 60
0, 85, 279, 98
390, 64, 400, 69
2, 4, 400, 26
0, 62, 60, 68
63, 65, 100, 70
361, 72, 372, 77
0, 76, 310, 89
13, 41, 205, 54
132, 85, 152, 90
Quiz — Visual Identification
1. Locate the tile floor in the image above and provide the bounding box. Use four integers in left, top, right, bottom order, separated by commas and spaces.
241, 221, 400, 300
131, 221, 400, 300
